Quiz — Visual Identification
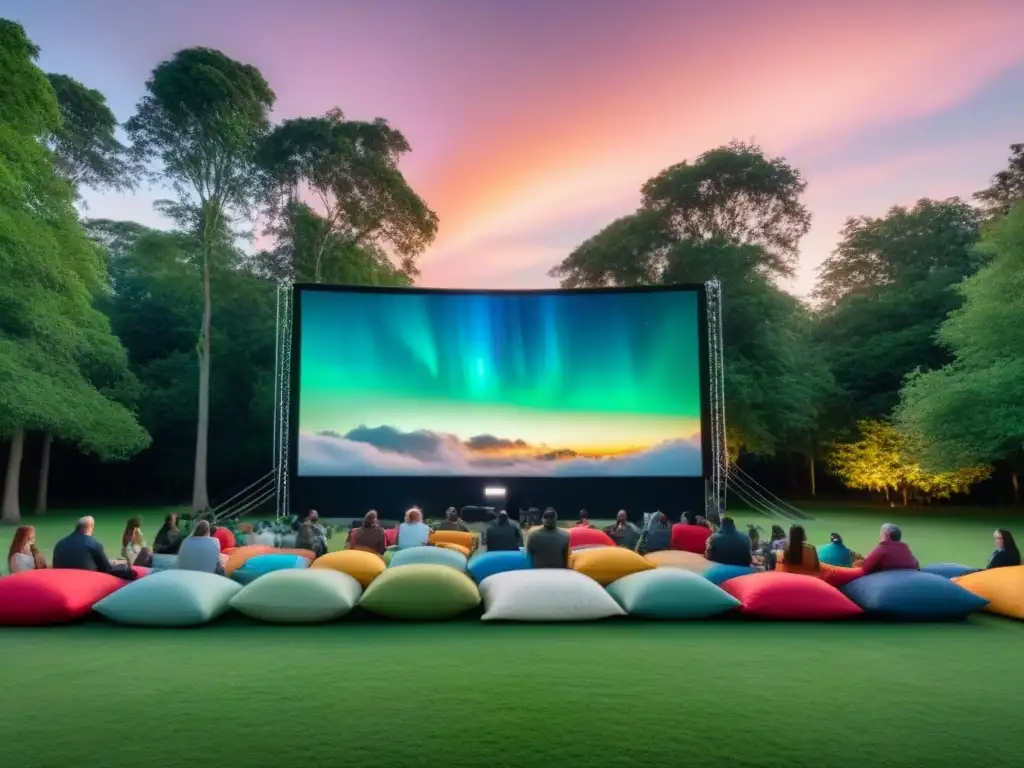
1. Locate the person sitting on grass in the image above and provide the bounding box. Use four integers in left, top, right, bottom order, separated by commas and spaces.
436, 507, 470, 533
774, 525, 821, 575
988, 529, 1021, 569
347, 510, 387, 555
7, 525, 47, 574
527, 508, 570, 568
705, 516, 752, 566
176, 520, 225, 575
575, 510, 593, 528
52, 516, 136, 580
483, 510, 523, 552
397, 507, 432, 549
604, 510, 640, 549
153, 513, 182, 555
860, 523, 919, 574
818, 533, 860, 568
295, 510, 329, 557
121, 518, 153, 568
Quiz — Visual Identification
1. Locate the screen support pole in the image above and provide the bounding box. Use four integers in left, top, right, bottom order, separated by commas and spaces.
274, 281, 293, 519
705, 279, 728, 518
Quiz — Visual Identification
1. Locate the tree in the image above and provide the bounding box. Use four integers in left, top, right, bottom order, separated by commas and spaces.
895, 203, 1024, 498
974, 144, 1024, 219
125, 47, 275, 512
827, 420, 990, 506
258, 109, 437, 283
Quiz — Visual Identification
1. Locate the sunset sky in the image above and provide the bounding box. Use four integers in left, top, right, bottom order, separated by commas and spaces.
10, 0, 1024, 296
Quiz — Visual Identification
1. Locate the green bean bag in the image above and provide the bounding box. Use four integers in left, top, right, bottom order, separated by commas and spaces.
607, 568, 741, 619
359, 564, 480, 620
389, 545, 467, 572
230, 569, 362, 623
93, 570, 241, 627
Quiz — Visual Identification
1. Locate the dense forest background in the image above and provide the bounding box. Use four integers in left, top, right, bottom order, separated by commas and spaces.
3, 20, 1024, 522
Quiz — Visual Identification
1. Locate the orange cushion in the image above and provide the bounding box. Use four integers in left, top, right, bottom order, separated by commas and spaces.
670, 524, 711, 554
954, 566, 1024, 619
436, 542, 471, 557
0, 570, 126, 626
310, 549, 386, 588
644, 550, 710, 573
819, 565, 864, 588
430, 530, 475, 549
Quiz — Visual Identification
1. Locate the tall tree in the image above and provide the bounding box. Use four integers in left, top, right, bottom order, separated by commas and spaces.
974, 144, 1024, 219
258, 109, 438, 283
125, 47, 275, 512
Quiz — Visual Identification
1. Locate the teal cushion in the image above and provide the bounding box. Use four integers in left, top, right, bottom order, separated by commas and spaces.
93, 570, 241, 627
607, 569, 741, 619
359, 564, 480, 620
389, 545, 467, 572
150, 554, 177, 572
467, 550, 532, 583
704, 563, 757, 585
818, 542, 854, 567
230, 569, 362, 623
232, 553, 308, 585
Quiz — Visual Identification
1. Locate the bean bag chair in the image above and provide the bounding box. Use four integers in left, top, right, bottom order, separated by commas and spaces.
570, 544, 611, 552
131, 566, 152, 578
232, 553, 309, 585
383, 546, 396, 565
212, 527, 236, 551
703, 563, 757, 586
819, 565, 864, 588
954, 566, 1024, 619
722, 572, 863, 620
568, 527, 615, 549
389, 545, 467, 572
0, 570, 126, 626
230, 569, 363, 623
359, 564, 480, 620
572, 547, 654, 586
644, 550, 710, 573
223, 545, 276, 575
384, 528, 399, 546
430, 530, 475, 550
842, 570, 988, 620
436, 542, 471, 558
310, 549, 385, 588
670, 524, 712, 554
922, 562, 980, 580
479, 569, 625, 622
467, 550, 532, 583
607, 569, 741, 619
93, 570, 242, 627
150, 554, 178, 572
643, 529, 671, 553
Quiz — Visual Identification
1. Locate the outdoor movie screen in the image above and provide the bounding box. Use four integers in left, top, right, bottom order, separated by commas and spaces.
295, 287, 705, 478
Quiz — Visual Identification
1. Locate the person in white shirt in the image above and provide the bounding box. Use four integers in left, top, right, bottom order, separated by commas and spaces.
121, 518, 153, 567
397, 507, 432, 549
7, 525, 46, 574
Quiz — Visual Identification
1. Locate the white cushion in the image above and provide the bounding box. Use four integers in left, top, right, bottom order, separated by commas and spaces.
480, 569, 626, 621
93, 570, 241, 627
230, 569, 362, 623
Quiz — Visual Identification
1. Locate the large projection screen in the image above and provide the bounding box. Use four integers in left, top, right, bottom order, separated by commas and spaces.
293, 286, 707, 481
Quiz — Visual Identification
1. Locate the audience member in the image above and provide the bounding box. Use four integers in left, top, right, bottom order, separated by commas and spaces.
52, 516, 136, 580
295, 509, 329, 557
818, 533, 859, 567
526, 508, 570, 568
988, 529, 1021, 569
769, 525, 787, 551
436, 507, 470, 533
775, 525, 821, 575
347, 510, 387, 555
682, 510, 698, 525
483, 510, 523, 551
747, 525, 762, 555
643, 510, 672, 553
860, 523, 919, 574
397, 507, 432, 549
604, 510, 640, 549
121, 518, 153, 568
7, 525, 47, 574
705, 516, 752, 566
575, 510, 593, 528
177, 520, 225, 574
153, 513, 182, 555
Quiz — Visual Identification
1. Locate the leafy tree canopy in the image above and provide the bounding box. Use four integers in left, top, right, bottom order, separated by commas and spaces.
974, 143, 1024, 219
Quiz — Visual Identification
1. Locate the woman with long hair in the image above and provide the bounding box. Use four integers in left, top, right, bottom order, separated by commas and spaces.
153, 513, 182, 555
347, 510, 387, 555
775, 525, 821, 575
8, 526, 47, 574
121, 518, 153, 568
988, 529, 1021, 569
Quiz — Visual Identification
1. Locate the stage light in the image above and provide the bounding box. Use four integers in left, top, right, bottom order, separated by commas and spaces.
484, 486, 506, 498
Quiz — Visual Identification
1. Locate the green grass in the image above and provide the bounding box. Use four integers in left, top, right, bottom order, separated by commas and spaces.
2, 508, 1023, 767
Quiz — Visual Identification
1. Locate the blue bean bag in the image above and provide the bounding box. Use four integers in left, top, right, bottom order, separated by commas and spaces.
703, 563, 757, 586
232, 553, 308, 585
842, 570, 989, 620
607, 569, 741, 619
921, 562, 980, 580
467, 550, 531, 583
389, 545, 467, 572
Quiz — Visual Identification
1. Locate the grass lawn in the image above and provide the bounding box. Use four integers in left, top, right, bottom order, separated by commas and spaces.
2, 508, 1023, 768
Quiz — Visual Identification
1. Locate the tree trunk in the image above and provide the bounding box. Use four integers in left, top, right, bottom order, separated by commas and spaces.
809, 452, 817, 497
2, 429, 25, 525
1012, 471, 1019, 504
901, 486, 909, 507
35, 432, 52, 515
191, 245, 213, 513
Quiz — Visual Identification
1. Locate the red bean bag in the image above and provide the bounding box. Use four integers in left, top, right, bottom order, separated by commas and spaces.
819, 565, 864, 588
0, 570, 126, 626
384, 528, 398, 546
568, 527, 614, 548
213, 527, 236, 550
670, 524, 711, 554
131, 565, 152, 578
721, 571, 863, 620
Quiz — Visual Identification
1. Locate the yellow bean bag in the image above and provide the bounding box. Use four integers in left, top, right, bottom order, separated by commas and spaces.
953, 566, 1024, 619
310, 549, 386, 588
644, 550, 710, 573
572, 547, 655, 586
436, 542, 471, 558
429, 530, 475, 550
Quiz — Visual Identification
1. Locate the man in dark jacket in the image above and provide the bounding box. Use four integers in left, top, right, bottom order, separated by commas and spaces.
436, 507, 471, 532
705, 516, 752, 566
483, 510, 523, 551
526, 508, 570, 568
52, 517, 136, 580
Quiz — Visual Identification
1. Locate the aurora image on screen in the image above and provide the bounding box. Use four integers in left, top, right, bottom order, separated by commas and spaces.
296, 289, 704, 477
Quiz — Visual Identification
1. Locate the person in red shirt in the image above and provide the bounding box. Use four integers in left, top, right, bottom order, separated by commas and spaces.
860, 523, 919, 574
